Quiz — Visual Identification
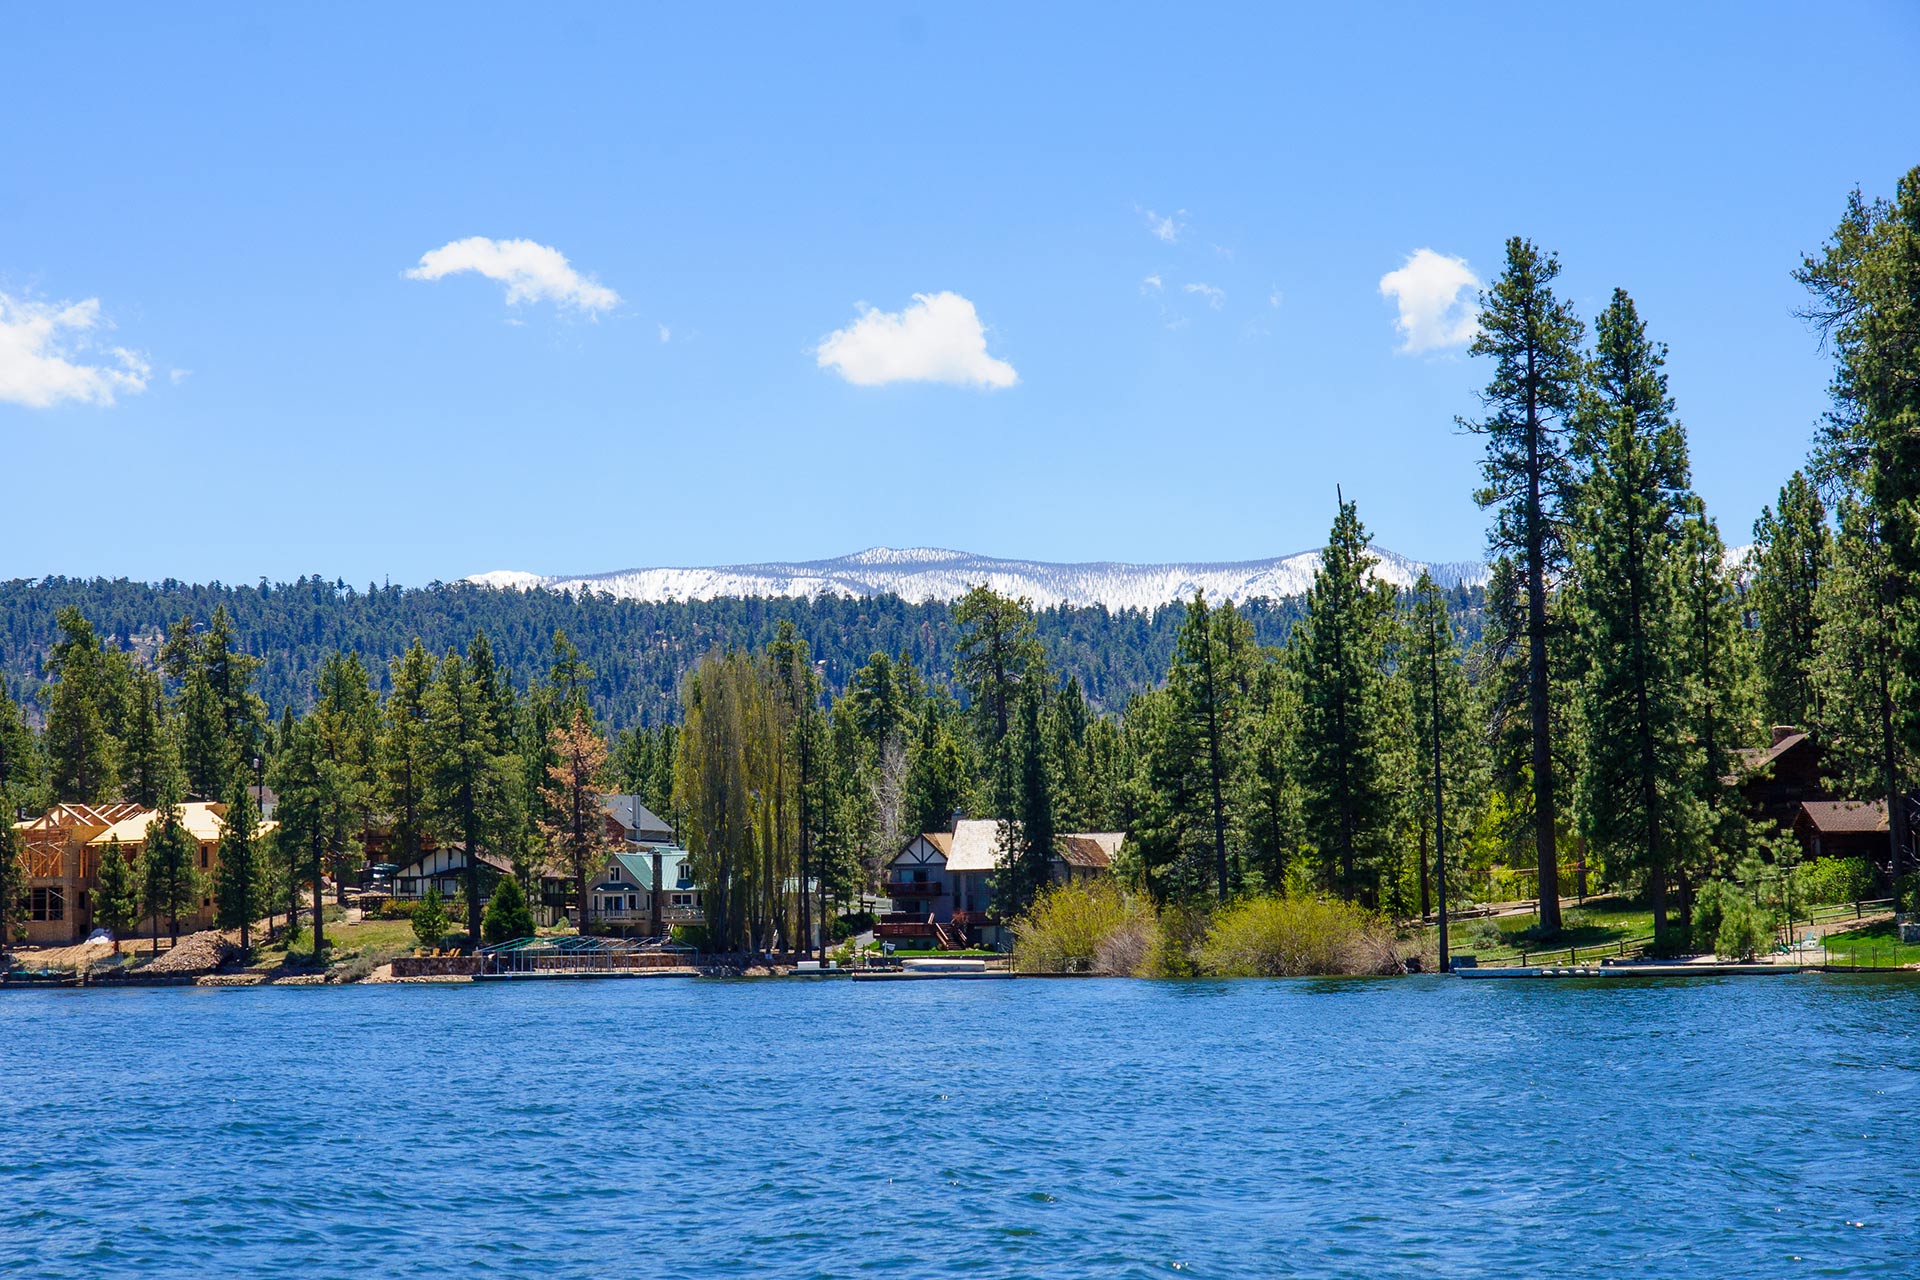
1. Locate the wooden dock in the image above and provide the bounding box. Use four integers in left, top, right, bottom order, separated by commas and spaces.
1458, 962, 1804, 979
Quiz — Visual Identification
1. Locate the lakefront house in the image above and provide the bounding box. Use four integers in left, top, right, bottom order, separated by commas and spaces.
11, 800, 278, 946
583, 846, 704, 937
882, 818, 1126, 950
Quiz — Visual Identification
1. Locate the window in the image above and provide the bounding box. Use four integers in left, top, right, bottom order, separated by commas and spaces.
200, 847, 209, 870
609, 866, 620, 882
30, 887, 64, 921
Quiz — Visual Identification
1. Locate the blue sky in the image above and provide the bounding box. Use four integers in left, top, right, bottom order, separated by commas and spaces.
4, 3, 1917, 586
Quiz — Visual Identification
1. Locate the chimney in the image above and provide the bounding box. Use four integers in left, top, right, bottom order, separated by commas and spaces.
1771, 725, 1797, 746
950, 809, 965, 833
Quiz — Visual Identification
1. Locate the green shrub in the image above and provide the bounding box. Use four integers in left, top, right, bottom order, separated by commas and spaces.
1195, 896, 1401, 977
481, 876, 535, 944
369, 898, 419, 921
411, 887, 450, 949
831, 911, 876, 942
1897, 872, 1920, 914
1468, 917, 1505, 951
1693, 871, 1777, 960
670, 923, 710, 951
1141, 903, 1212, 978
1793, 856, 1876, 907
1011, 880, 1156, 974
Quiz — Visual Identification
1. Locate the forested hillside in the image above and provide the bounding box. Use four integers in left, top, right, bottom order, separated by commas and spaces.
0, 577, 1482, 728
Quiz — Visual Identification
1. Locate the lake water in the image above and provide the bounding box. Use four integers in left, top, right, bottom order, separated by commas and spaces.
2, 974, 1916, 1278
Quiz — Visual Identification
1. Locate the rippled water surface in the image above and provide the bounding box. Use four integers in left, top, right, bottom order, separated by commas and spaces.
3, 974, 1917, 1278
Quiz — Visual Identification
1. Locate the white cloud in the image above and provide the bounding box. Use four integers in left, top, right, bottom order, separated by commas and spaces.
1378, 248, 1480, 354
1141, 274, 1163, 294
405, 237, 620, 314
1184, 282, 1225, 310
657, 324, 671, 344
0, 292, 151, 408
1268, 289, 1283, 309
170, 368, 191, 385
1143, 208, 1185, 243
816, 291, 1017, 390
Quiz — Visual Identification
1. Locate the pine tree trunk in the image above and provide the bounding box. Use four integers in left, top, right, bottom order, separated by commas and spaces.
312, 861, 326, 954
1525, 379, 1562, 931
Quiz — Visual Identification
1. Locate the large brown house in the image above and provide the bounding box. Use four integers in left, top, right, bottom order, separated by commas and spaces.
881, 818, 1126, 949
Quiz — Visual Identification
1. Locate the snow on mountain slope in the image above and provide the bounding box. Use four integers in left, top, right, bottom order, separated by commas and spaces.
467, 547, 1490, 610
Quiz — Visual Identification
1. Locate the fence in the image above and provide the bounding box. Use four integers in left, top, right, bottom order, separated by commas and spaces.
1459, 897, 1898, 969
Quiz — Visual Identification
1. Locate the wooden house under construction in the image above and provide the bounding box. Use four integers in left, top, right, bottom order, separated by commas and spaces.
11, 801, 273, 946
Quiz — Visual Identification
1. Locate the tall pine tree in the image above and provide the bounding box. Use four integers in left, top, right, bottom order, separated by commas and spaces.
214, 776, 265, 951
1460, 239, 1586, 929
1567, 290, 1701, 937
1750, 472, 1830, 731
1292, 496, 1404, 905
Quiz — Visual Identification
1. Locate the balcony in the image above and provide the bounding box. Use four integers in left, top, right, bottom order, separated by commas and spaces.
876, 913, 937, 940
950, 910, 993, 927
884, 880, 941, 899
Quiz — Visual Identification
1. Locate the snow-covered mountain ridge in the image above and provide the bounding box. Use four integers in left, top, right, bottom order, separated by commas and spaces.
466, 547, 1490, 611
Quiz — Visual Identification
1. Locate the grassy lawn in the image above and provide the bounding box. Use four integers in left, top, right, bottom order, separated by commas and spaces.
1455, 896, 1657, 963
252, 915, 442, 970
1818, 922, 1920, 968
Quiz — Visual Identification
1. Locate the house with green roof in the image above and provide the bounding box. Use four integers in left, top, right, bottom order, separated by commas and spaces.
586, 845, 704, 937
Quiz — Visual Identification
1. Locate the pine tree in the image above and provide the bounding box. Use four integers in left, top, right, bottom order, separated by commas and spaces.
1750, 472, 1830, 730
0, 822, 19, 954
1045, 674, 1095, 833
200, 605, 265, 761
269, 714, 334, 952
1678, 506, 1761, 890
1165, 592, 1255, 898
412, 885, 449, 949
481, 873, 535, 944
379, 640, 436, 874
1811, 498, 1911, 864
1240, 661, 1301, 893
904, 707, 969, 836
141, 769, 200, 946
1403, 574, 1481, 922
120, 668, 177, 808
0, 675, 48, 820
1460, 238, 1586, 930
952, 586, 1046, 813
213, 777, 264, 950
43, 609, 119, 802
1292, 496, 1405, 905
426, 642, 519, 946
1566, 290, 1702, 937
996, 684, 1058, 921
313, 651, 378, 904
1797, 167, 1920, 881
92, 836, 140, 952
179, 660, 232, 801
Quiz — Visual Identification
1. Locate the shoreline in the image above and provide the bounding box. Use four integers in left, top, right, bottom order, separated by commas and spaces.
8, 963, 1918, 991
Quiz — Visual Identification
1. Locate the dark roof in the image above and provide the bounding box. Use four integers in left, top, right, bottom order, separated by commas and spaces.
1798, 800, 1889, 835
1057, 835, 1114, 869
601, 794, 672, 839
1733, 731, 1810, 774
394, 847, 514, 877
